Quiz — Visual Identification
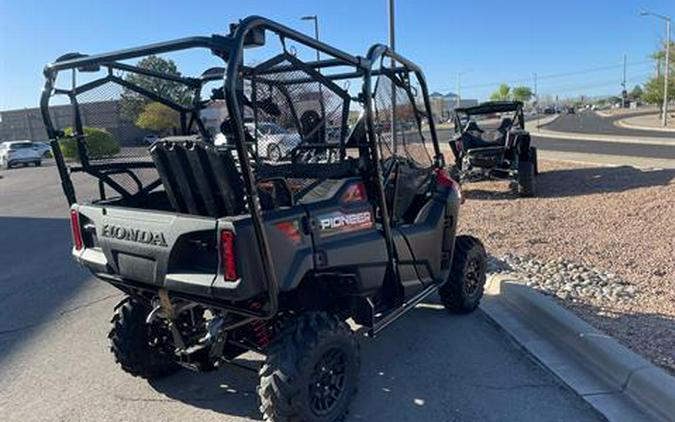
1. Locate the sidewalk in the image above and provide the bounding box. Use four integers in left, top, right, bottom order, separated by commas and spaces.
537, 149, 675, 169
617, 113, 675, 133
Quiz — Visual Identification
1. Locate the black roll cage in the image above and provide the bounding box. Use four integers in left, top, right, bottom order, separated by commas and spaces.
452, 100, 526, 133
40, 15, 443, 320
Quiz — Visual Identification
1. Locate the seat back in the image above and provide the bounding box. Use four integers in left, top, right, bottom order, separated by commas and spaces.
150, 139, 246, 217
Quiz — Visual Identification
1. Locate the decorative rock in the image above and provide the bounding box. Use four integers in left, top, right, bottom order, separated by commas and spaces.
488, 254, 635, 304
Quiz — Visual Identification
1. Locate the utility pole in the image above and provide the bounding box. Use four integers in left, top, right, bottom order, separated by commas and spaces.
456, 72, 461, 108
387, 0, 397, 152
621, 54, 627, 108
533, 72, 540, 129
641, 10, 671, 126
301, 15, 320, 62
665, 18, 671, 126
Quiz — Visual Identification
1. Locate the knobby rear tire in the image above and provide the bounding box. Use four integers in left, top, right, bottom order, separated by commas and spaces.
108, 297, 180, 380
258, 312, 360, 422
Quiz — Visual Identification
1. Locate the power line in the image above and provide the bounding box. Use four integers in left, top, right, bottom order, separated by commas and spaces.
436, 60, 653, 92
537, 72, 653, 95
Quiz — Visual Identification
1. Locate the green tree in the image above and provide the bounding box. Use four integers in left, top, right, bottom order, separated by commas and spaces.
628, 85, 643, 101
59, 127, 120, 161
641, 76, 675, 109
511, 86, 533, 102
120, 55, 191, 123
136, 102, 180, 135
490, 84, 511, 101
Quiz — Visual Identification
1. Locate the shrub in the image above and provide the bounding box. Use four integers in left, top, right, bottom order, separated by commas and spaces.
59, 127, 120, 161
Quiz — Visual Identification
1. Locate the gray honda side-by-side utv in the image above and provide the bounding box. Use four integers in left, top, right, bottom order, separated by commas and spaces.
41, 16, 487, 422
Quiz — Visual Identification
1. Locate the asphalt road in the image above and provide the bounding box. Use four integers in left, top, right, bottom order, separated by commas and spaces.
0, 162, 604, 421
543, 110, 675, 139
436, 117, 675, 160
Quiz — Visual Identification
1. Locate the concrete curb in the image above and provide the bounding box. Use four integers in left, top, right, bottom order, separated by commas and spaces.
529, 128, 673, 146
481, 275, 675, 422
616, 118, 675, 133
536, 149, 675, 170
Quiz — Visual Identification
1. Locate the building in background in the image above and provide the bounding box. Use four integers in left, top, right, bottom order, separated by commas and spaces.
428, 92, 478, 122
0, 101, 145, 145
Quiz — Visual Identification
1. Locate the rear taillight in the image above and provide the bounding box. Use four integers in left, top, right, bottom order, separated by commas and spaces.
69, 209, 83, 251
219, 230, 238, 281
435, 168, 465, 204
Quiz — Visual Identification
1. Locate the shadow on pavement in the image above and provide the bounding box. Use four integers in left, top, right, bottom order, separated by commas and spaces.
150, 360, 263, 420
465, 165, 675, 200
0, 216, 95, 365
148, 302, 602, 422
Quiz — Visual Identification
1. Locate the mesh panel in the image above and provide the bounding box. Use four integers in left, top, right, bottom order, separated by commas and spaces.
71, 81, 154, 196
246, 59, 347, 166
240, 58, 351, 194
371, 68, 433, 168
55, 69, 203, 198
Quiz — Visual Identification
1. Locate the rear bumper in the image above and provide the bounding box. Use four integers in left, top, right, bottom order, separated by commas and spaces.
72, 204, 267, 304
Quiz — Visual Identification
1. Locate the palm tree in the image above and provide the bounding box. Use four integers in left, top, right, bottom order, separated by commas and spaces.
651, 50, 664, 78
489, 84, 511, 101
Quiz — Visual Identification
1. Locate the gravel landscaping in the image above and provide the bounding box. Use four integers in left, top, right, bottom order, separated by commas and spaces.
457, 159, 675, 373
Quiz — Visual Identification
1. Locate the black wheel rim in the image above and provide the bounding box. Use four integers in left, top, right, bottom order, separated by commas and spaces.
309, 347, 348, 416
463, 258, 482, 297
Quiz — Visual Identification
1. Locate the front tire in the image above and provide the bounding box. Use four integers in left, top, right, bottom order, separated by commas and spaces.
517, 155, 536, 197
108, 297, 180, 380
439, 235, 487, 313
258, 313, 360, 422
530, 147, 539, 176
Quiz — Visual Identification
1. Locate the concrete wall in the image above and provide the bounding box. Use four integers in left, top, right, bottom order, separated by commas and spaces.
0, 101, 147, 146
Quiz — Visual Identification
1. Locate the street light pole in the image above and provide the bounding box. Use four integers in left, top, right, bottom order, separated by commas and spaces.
387, 0, 397, 152
301, 15, 325, 133
641, 10, 671, 126
300, 15, 320, 61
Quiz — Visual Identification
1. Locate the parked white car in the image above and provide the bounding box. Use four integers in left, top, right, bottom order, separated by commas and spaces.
247, 122, 302, 161
212, 122, 302, 161
0, 141, 43, 169
32, 141, 52, 157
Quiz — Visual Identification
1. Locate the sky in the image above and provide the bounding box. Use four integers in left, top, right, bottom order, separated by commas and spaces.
0, 0, 673, 111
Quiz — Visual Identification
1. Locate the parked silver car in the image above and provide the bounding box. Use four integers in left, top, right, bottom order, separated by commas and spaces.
0, 141, 43, 169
